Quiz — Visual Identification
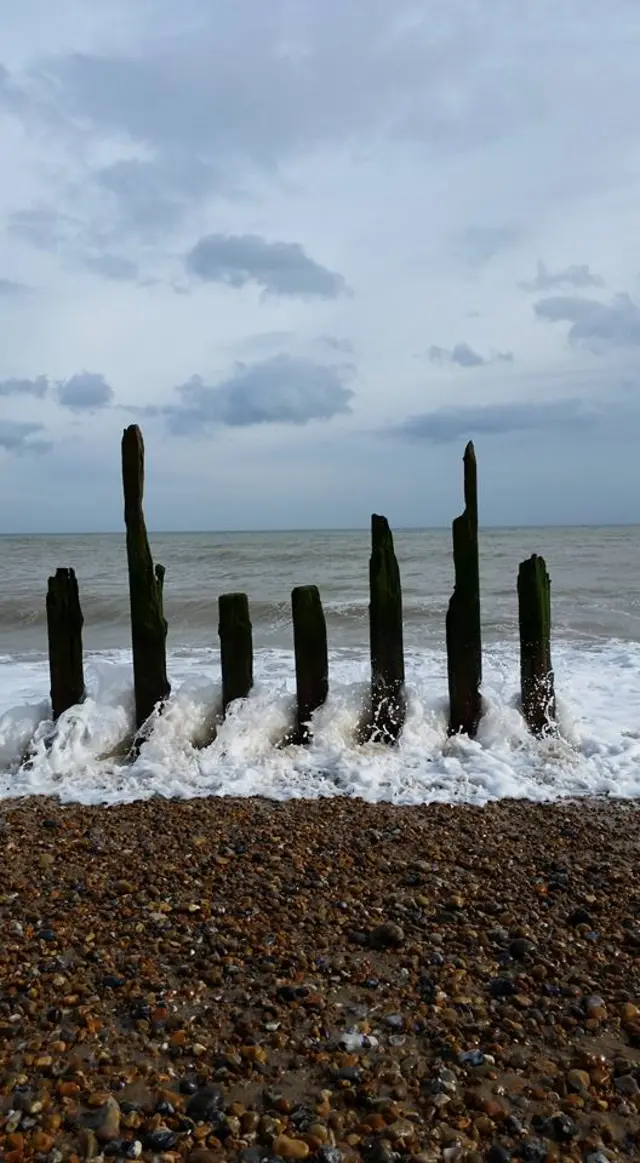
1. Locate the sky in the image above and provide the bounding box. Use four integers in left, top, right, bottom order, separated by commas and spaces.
2, 0, 640, 532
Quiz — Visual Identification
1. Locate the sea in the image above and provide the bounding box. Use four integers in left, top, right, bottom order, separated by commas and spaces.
1, 526, 640, 806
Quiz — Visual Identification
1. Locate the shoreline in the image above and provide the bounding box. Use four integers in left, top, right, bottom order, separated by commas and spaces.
1, 796, 639, 1161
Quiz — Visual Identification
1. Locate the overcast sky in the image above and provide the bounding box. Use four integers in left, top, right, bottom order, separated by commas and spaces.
2, 0, 640, 532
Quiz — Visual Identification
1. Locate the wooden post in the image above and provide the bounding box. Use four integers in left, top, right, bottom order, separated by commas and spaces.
518, 554, 555, 735
121, 425, 170, 730
366, 514, 405, 742
218, 593, 253, 714
446, 441, 482, 737
46, 567, 85, 720
291, 584, 328, 744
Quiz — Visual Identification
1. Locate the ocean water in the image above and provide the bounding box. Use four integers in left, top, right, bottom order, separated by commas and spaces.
1, 526, 640, 805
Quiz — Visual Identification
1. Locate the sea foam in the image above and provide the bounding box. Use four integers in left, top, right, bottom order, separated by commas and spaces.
1, 640, 640, 805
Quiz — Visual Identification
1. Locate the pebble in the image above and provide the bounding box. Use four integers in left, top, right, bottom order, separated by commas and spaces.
369, 922, 405, 949
0, 797, 639, 1163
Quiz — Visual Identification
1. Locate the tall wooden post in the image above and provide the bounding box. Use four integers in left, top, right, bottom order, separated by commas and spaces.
367, 514, 405, 743
121, 425, 170, 730
446, 441, 482, 736
291, 584, 328, 744
46, 567, 85, 720
218, 593, 253, 714
518, 554, 555, 735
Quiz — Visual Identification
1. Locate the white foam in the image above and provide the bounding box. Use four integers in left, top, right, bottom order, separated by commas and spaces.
1, 641, 640, 805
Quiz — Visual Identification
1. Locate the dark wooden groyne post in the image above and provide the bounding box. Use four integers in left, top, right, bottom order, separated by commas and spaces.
291, 584, 328, 743
46, 567, 85, 720
219, 593, 253, 714
518, 554, 555, 735
367, 514, 405, 742
122, 424, 170, 730
446, 441, 482, 736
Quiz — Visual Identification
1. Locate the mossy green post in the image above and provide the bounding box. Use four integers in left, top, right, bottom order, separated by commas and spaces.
446, 441, 482, 737
518, 553, 556, 735
46, 567, 85, 721
291, 584, 328, 744
121, 424, 170, 730
218, 592, 253, 714
367, 513, 406, 742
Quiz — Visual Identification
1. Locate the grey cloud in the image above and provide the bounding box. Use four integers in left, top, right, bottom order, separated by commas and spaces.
83, 253, 139, 281
0, 375, 48, 398
395, 398, 591, 444
0, 278, 31, 297
164, 354, 354, 433
428, 342, 514, 368
534, 292, 640, 349
322, 336, 354, 354
58, 372, 114, 410
186, 234, 347, 299
520, 260, 605, 292
9, 206, 80, 250
457, 225, 522, 266
0, 420, 51, 455
94, 155, 222, 240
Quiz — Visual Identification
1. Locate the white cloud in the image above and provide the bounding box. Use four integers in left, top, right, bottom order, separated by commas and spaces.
1, 0, 640, 527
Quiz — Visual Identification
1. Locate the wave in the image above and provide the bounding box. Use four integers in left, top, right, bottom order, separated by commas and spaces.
1, 640, 640, 805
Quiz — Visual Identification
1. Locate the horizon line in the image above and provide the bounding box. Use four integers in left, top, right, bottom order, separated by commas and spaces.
1, 521, 639, 537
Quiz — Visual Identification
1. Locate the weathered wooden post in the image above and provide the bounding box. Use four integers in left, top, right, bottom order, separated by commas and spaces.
218, 593, 253, 714
446, 441, 482, 736
366, 514, 405, 742
518, 554, 555, 735
46, 567, 85, 720
122, 424, 170, 730
290, 584, 328, 743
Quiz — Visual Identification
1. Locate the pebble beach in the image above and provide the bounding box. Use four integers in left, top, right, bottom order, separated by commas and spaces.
1, 796, 639, 1163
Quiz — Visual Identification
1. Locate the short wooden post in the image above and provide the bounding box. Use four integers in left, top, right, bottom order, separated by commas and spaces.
446, 441, 482, 737
46, 567, 85, 720
218, 593, 253, 713
291, 585, 328, 743
121, 425, 170, 730
518, 554, 555, 735
366, 514, 405, 742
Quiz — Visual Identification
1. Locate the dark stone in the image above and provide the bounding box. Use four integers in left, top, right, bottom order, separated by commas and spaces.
568, 906, 593, 927
334, 1066, 364, 1084
489, 977, 517, 999
185, 1085, 224, 1122
145, 1131, 178, 1151
103, 1141, 126, 1157
362, 1139, 397, 1163
155, 1100, 175, 1116
509, 938, 535, 961
102, 975, 126, 989
179, 1077, 199, 1095
514, 1140, 547, 1163
549, 1113, 577, 1143
369, 921, 405, 949
417, 975, 437, 1002
317, 1149, 343, 1163
487, 1147, 511, 1163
